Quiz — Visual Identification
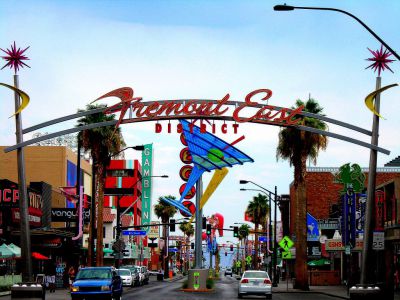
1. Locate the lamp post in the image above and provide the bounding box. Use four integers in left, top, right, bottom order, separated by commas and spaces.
241, 188, 273, 276
240, 180, 278, 287
274, 4, 399, 289
273, 4, 400, 61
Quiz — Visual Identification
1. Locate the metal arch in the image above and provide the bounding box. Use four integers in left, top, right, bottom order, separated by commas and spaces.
22, 100, 372, 136
4, 99, 389, 154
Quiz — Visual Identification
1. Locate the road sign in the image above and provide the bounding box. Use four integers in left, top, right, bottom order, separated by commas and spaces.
281, 251, 292, 259
372, 231, 384, 250
279, 236, 294, 251
122, 230, 147, 236
168, 248, 179, 252
258, 236, 268, 242
245, 255, 252, 265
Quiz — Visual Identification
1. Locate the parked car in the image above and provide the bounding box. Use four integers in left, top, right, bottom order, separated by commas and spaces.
237, 270, 272, 299
225, 267, 233, 277
137, 266, 150, 284
116, 268, 133, 287
134, 266, 145, 286
70, 266, 123, 300
122, 265, 140, 287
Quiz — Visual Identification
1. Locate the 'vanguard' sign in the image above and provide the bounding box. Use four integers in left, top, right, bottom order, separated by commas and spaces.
51, 208, 90, 222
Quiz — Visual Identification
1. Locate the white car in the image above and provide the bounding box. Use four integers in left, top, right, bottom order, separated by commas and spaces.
238, 270, 272, 299
117, 268, 134, 287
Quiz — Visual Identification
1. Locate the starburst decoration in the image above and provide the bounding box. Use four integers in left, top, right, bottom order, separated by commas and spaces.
1, 41, 30, 74
366, 45, 395, 76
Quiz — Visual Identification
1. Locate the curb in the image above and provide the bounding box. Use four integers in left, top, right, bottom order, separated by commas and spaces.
180, 288, 215, 293
0, 291, 11, 297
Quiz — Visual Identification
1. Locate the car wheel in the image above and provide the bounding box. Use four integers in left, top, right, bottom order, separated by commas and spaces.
238, 293, 243, 299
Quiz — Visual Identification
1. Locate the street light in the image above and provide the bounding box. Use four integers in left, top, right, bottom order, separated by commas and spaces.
274, 4, 397, 288
240, 180, 278, 287
273, 4, 400, 61
240, 188, 273, 279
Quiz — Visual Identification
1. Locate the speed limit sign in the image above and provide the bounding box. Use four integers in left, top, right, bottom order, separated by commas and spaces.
372, 231, 384, 250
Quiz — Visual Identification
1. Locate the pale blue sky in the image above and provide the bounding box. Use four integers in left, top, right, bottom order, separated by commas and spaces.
1, 1, 399, 250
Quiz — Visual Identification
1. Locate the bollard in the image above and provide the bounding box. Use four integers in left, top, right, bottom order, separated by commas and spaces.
349, 284, 380, 300
11, 283, 45, 300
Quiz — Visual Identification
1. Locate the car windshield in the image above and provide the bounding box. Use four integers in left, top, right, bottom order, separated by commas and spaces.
76, 269, 112, 280
243, 271, 269, 279
117, 269, 130, 276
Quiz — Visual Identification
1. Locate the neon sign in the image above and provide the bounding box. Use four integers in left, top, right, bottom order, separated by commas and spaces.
95, 88, 304, 134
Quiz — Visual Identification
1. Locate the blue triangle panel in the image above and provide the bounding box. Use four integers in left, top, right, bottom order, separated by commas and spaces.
180, 120, 254, 171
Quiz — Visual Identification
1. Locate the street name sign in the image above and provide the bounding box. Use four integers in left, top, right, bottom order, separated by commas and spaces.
279, 236, 294, 251
122, 230, 147, 236
168, 248, 179, 252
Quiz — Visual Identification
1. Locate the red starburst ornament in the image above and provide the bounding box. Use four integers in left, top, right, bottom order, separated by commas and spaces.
1, 41, 30, 74
366, 45, 395, 76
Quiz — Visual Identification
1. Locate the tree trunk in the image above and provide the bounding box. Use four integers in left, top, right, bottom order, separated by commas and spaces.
96, 163, 105, 266
294, 154, 309, 290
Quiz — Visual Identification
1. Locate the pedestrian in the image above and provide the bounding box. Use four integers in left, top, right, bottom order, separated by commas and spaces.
68, 266, 76, 289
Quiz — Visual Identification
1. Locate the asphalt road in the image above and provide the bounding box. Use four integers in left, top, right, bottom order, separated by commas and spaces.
2, 275, 341, 300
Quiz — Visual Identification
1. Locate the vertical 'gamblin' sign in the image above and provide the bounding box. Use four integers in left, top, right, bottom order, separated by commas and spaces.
141, 144, 153, 232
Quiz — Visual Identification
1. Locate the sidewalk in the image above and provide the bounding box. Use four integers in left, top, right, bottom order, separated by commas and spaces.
273, 280, 349, 299
274, 280, 400, 300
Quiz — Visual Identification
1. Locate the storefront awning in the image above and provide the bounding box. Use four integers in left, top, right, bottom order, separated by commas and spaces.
12, 228, 75, 238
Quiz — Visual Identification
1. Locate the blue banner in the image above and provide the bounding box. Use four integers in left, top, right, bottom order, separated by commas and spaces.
341, 189, 356, 247
307, 213, 320, 241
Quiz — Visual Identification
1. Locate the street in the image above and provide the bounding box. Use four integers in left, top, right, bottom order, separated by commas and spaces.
1, 275, 347, 300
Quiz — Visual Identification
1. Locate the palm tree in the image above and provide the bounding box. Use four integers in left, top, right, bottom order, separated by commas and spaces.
154, 196, 177, 277
276, 98, 328, 290
179, 221, 194, 272
246, 193, 269, 269
77, 104, 125, 266
238, 224, 250, 273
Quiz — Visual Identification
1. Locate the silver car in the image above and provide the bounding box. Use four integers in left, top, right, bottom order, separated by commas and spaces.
238, 270, 272, 299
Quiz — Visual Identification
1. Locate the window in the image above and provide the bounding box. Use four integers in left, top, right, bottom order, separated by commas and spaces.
105, 243, 109, 249
103, 226, 106, 239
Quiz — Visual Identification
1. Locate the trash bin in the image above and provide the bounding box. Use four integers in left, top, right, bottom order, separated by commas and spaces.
11, 283, 45, 300
157, 273, 163, 281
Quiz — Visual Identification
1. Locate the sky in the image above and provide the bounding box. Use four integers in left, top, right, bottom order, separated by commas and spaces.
1, 1, 400, 260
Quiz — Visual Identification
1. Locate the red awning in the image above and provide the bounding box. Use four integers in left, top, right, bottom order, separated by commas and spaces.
32, 252, 49, 260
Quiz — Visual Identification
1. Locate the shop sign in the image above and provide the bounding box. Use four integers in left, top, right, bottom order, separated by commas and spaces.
141, 144, 153, 232
375, 191, 385, 231
11, 207, 41, 226
325, 239, 363, 251
148, 221, 159, 239
51, 208, 90, 222
341, 188, 356, 247
318, 218, 340, 230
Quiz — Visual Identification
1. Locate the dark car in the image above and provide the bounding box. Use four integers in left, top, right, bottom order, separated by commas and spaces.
123, 265, 140, 287
70, 267, 123, 300
135, 265, 149, 284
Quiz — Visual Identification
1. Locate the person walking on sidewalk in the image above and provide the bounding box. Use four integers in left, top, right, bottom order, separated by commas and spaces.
68, 266, 76, 289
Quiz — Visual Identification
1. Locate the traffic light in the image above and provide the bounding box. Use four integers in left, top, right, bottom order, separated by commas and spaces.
206, 224, 212, 235
230, 244, 234, 251
170, 219, 175, 232
233, 226, 239, 237
202, 217, 207, 229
